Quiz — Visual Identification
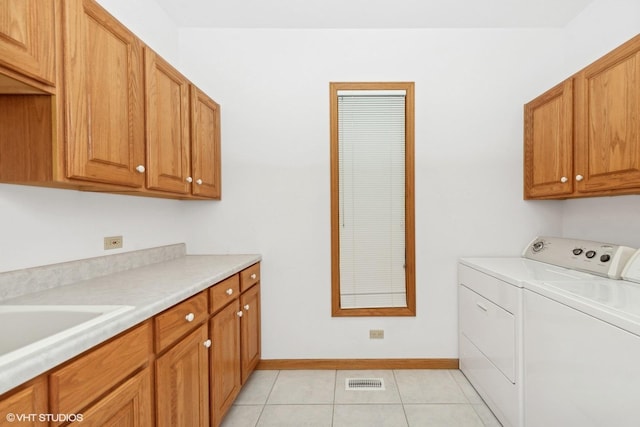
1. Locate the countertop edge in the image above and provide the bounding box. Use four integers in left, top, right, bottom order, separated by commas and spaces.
0, 253, 261, 395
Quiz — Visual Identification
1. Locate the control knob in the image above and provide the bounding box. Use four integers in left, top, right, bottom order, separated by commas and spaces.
532, 241, 544, 252
600, 254, 611, 263
572, 248, 583, 256
585, 250, 596, 259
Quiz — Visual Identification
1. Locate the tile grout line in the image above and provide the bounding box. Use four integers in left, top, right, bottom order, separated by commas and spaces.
392, 369, 412, 427
253, 369, 281, 427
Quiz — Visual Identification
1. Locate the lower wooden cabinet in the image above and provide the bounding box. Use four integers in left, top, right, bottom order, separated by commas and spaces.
0, 377, 47, 427
155, 324, 210, 427
210, 300, 242, 427
0, 264, 261, 427
241, 283, 261, 384
79, 368, 152, 427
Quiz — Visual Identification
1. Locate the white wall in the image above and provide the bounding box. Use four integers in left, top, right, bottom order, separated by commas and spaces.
95, 0, 179, 63
558, 0, 640, 248
0, 0, 186, 273
179, 29, 564, 359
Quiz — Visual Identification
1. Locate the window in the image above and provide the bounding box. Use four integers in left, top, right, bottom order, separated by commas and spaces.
330, 82, 415, 317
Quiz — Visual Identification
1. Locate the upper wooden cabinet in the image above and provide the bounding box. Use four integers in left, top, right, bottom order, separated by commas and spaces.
62, 0, 145, 188
145, 48, 191, 194
574, 39, 640, 193
524, 79, 574, 199
0, 0, 55, 87
524, 33, 640, 199
0, 0, 222, 199
191, 87, 222, 199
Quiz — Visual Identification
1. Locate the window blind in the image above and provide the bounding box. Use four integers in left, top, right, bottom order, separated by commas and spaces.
337, 90, 407, 309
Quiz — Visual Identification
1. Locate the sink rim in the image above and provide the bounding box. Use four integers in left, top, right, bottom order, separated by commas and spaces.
0, 304, 135, 368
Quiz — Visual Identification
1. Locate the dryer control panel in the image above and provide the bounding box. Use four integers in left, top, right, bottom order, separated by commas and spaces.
523, 236, 636, 279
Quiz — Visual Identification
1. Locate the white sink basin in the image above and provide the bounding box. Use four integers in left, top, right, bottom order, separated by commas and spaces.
0, 305, 134, 366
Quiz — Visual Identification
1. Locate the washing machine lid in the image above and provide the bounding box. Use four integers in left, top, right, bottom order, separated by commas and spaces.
525, 278, 640, 337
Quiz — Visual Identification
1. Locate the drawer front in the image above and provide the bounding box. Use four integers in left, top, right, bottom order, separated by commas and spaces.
460, 334, 519, 427
210, 274, 240, 314
155, 291, 208, 352
458, 264, 518, 313
459, 285, 515, 382
49, 321, 152, 416
240, 263, 260, 292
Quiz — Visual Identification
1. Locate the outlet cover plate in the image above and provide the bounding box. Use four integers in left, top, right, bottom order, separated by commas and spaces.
369, 329, 384, 339
104, 236, 123, 250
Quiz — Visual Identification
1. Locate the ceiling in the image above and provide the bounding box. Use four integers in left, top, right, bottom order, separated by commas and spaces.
153, 0, 595, 29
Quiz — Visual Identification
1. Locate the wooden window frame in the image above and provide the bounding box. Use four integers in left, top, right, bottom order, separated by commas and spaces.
330, 81, 416, 317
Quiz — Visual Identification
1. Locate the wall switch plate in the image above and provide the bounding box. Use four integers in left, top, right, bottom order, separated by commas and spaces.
104, 236, 123, 250
369, 329, 384, 339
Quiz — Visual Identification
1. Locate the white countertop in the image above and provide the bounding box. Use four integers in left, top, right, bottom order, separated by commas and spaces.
0, 253, 261, 395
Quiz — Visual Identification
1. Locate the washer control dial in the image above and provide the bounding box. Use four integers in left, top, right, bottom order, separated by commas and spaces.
572, 248, 583, 256
532, 241, 545, 252
585, 250, 597, 259
600, 254, 611, 263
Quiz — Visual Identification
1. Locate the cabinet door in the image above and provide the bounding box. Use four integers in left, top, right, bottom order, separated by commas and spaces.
0, 0, 55, 85
62, 0, 145, 187
210, 301, 241, 427
575, 35, 640, 193
240, 283, 261, 384
191, 86, 221, 199
79, 368, 152, 427
0, 377, 47, 427
145, 48, 191, 194
524, 79, 573, 199
156, 324, 210, 427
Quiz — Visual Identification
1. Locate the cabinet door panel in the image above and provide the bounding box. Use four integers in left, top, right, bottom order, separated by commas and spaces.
524, 79, 573, 198
576, 44, 640, 192
0, 377, 48, 427
191, 86, 221, 198
63, 0, 144, 187
79, 368, 152, 427
156, 324, 209, 427
145, 49, 190, 194
240, 284, 261, 384
210, 301, 241, 426
0, 0, 55, 85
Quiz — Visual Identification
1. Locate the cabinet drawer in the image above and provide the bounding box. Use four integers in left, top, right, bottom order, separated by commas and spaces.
155, 291, 208, 352
49, 321, 152, 417
459, 285, 515, 382
240, 263, 260, 292
210, 274, 240, 314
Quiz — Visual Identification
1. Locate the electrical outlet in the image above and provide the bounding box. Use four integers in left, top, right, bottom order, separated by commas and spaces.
369, 329, 384, 339
104, 236, 123, 250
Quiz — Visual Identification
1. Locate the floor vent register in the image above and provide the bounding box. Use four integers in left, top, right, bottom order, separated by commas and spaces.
345, 378, 385, 391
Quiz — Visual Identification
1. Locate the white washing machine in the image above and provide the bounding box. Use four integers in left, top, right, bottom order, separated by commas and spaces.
459, 237, 636, 427
523, 247, 640, 427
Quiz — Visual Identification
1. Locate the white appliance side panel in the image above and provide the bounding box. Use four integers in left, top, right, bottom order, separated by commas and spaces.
458, 264, 519, 313
459, 284, 516, 382
524, 290, 640, 427
460, 334, 518, 427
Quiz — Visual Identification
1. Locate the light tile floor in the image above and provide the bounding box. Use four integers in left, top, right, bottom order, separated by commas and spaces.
221, 369, 502, 427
